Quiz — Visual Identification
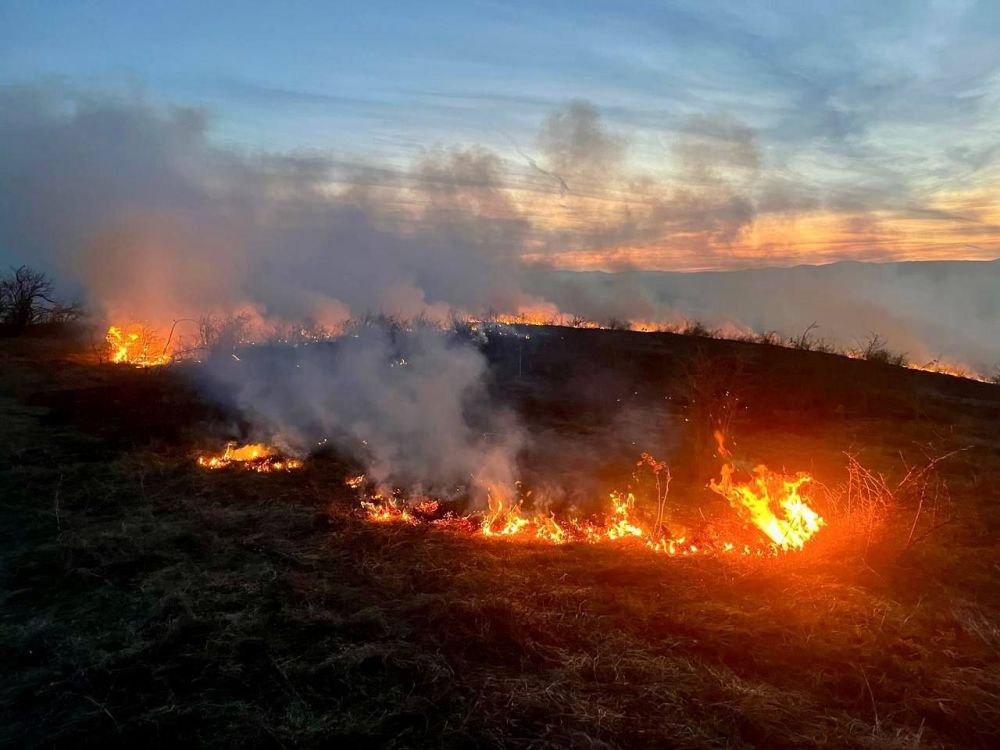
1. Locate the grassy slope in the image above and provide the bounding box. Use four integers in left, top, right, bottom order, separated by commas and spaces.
1, 330, 999, 748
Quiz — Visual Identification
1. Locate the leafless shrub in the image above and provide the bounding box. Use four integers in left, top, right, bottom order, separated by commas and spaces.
0, 265, 82, 335
198, 312, 254, 357
834, 454, 897, 550
753, 330, 782, 346
342, 312, 407, 337
265, 320, 336, 345
448, 315, 476, 338
854, 333, 907, 367
789, 321, 837, 352
674, 349, 745, 480
826, 448, 965, 555
680, 319, 718, 338
634, 452, 672, 538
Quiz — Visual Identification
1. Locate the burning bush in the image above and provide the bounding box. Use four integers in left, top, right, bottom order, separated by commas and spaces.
105, 324, 171, 367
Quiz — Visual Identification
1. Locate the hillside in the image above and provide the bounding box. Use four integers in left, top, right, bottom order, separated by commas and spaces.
2, 327, 999, 748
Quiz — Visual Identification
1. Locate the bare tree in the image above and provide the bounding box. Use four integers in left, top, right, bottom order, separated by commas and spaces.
0, 265, 81, 335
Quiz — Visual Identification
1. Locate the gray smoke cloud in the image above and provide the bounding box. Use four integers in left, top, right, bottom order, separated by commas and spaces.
533, 262, 1000, 370
0, 83, 541, 329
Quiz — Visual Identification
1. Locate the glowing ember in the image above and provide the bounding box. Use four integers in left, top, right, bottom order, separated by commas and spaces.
106, 325, 171, 367
197, 443, 303, 473
708, 431, 824, 550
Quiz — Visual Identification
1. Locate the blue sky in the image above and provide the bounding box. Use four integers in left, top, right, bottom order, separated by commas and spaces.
1, 1, 998, 268
2, 1, 994, 152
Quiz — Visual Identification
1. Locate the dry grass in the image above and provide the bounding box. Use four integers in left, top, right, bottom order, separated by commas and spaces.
2, 331, 999, 748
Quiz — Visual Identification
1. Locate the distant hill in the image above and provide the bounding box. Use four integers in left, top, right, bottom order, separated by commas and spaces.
534, 259, 1000, 369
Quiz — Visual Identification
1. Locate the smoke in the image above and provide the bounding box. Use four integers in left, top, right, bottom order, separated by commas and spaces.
0, 81, 997, 372
0, 84, 542, 330
535, 261, 1000, 369
199, 326, 524, 502
537, 99, 626, 186
1, 81, 995, 497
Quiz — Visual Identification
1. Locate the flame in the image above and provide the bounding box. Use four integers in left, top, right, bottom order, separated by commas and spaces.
481, 492, 531, 537
361, 495, 440, 524
197, 442, 303, 473
356, 438, 825, 557
906, 360, 986, 381
361, 495, 417, 524
708, 431, 824, 550
106, 325, 171, 367
604, 491, 646, 540
365, 483, 755, 556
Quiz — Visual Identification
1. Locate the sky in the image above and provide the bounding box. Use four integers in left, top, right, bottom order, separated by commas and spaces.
1, 0, 999, 271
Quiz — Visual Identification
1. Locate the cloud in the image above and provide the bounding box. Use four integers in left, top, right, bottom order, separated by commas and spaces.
537, 99, 626, 186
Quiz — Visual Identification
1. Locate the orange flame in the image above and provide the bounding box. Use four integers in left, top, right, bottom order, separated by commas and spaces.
361, 495, 418, 524
356, 438, 825, 557
708, 431, 824, 550
106, 325, 171, 367
197, 443, 303, 473
360, 494, 441, 524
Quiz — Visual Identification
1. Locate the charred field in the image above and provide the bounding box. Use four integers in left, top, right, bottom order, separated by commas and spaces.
2, 326, 1000, 749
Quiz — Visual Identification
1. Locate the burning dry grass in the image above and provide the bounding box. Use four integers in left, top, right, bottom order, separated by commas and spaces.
3, 336, 1000, 748
196, 442, 303, 473
355, 437, 826, 559
104, 313, 990, 383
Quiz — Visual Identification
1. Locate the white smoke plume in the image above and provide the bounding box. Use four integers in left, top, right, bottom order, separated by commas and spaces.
0, 84, 542, 330
1, 82, 997, 372
197, 326, 524, 503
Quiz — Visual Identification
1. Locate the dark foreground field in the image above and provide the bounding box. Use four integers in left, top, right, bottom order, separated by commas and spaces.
2, 328, 1000, 748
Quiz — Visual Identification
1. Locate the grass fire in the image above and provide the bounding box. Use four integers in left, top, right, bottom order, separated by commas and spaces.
357, 440, 824, 558
4, 6, 1000, 744
105, 324, 172, 367
197, 442, 304, 473
4, 311, 1000, 749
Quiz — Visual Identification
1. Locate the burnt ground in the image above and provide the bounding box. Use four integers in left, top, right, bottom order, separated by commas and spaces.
1, 328, 999, 748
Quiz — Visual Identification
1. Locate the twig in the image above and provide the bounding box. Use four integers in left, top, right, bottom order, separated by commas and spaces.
53, 473, 63, 531
860, 665, 880, 733
82, 694, 120, 733
161, 317, 198, 358
905, 485, 925, 550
